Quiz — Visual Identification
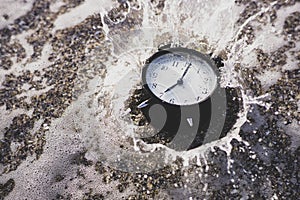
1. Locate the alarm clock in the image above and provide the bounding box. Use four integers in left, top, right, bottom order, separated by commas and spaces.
135, 46, 233, 151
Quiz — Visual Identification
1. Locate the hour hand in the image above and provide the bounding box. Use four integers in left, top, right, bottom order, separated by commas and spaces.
164, 79, 183, 93
164, 83, 177, 93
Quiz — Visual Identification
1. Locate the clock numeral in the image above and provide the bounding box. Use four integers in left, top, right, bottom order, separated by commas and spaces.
196, 96, 200, 101
202, 89, 208, 94
152, 72, 158, 78
161, 65, 168, 70
172, 61, 179, 67
159, 92, 164, 97
152, 83, 157, 89
204, 78, 209, 82
169, 98, 175, 104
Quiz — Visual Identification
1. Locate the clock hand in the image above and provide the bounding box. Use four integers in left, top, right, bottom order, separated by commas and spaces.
164, 83, 177, 93
162, 63, 192, 94
164, 62, 192, 93
180, 62, 192, 80
164, 79, 183, 93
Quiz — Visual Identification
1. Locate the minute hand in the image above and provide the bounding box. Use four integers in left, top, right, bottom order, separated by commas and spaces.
180, 63, 192, 80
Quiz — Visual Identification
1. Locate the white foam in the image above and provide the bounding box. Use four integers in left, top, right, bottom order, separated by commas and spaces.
80, 0, 293, 173
53, 0, 115, 32
0, 0, 34, 29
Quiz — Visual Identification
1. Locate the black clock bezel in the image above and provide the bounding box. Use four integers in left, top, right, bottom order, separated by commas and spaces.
142, 47, 220, 106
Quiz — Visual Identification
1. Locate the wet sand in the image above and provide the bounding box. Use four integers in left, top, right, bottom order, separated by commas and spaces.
0, 0, 299, 199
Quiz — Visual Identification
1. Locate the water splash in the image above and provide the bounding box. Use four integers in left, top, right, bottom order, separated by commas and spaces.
77, 0, 285, 173
46, 0, 298, 177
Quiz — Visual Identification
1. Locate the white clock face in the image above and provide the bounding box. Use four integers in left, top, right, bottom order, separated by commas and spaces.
144, 50, 218, 106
